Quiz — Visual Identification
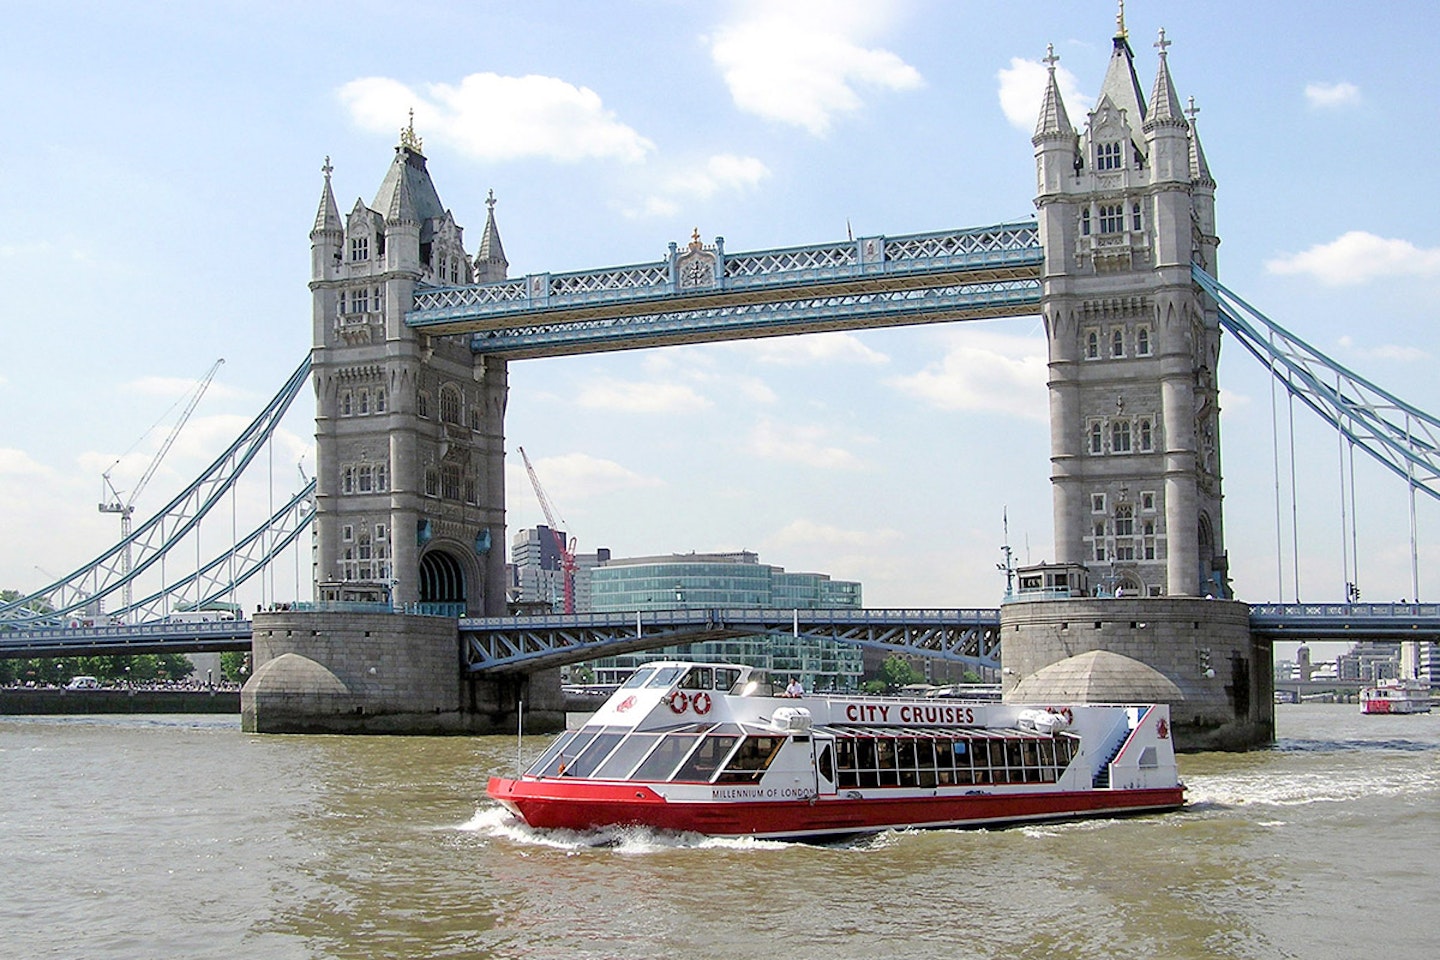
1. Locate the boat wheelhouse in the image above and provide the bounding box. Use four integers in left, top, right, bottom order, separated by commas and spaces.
488, 661, 1184, 841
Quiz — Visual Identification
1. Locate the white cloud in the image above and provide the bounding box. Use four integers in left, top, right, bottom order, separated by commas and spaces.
709, 0, 923, 135
768, 518, 898, 550
338, 73, 654, 163
1266, 231, 1440, 286
997, 56, 1091, 132
747, 418, 865, 469
628, 153, 772, 219
1305, 81, 1361, 109
575, 378, 712, 413
727, 331, 889, 366
1337, 335, 1430, 363
888, 329, 1048, 420
509, 452, 661, 509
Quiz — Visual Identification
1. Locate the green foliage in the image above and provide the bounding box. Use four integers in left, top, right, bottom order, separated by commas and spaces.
861, 679, 887, 695
220, 651, 250, 683
880, 655, 921, 691
962, 670, 983, 684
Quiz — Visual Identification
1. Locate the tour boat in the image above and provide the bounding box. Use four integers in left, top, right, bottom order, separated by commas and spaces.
487, 661, 1184, 841
1360, 678, 1432, 715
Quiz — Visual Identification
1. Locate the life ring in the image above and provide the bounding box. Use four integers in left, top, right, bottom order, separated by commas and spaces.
668, 690, 689, 714
692, 691, 712, 715
1057, 707, 1074, 725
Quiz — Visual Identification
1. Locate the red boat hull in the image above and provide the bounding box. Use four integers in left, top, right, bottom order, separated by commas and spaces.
487, 777, 1185, 840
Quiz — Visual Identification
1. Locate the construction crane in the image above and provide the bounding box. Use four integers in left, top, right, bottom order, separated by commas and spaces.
99, 358, 224, 615
517, 446, 578, 614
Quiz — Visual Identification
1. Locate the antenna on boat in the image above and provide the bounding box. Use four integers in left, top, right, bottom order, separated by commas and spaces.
997, 507, 1016, 598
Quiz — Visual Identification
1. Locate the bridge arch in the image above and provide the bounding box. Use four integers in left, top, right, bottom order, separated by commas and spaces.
418, 546, 469, 614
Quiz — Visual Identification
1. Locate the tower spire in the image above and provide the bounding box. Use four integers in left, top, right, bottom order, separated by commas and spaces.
474, 188, 509, 282
1146, 27, 1186, 126
311, 155, 343, 238
1033, 44, 1075, 141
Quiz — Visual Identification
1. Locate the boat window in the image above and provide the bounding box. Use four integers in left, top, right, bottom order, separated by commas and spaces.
525, 730, 580, 777
817, 742, 834, 782
591, 733, 663, 780
716, 735, 784, 783
620, 668, 656, 690
672, 734, 740, 782
563, 728, 628, 779
539, 728, 599, 777
679, 667, 713, 691
715, 668, 741, 692
631, 735, 702, 781
643, 666, 685, 689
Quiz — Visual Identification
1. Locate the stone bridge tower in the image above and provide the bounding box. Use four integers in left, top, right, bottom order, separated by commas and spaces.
1033, 18, 1225, 599
308, 119, 509, 616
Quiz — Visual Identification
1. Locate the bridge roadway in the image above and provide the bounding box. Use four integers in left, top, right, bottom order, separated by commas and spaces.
4, 602, 1438, 671
406, 222, 1043, 358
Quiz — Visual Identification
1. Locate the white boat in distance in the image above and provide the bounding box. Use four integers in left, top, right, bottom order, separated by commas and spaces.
1360, 678, 1432, 715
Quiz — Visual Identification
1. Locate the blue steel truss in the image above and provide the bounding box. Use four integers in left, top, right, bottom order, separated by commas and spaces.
1248, 602, 1440, 639
408, 222, 1043, 356
460, 608, 1003, 675
1196, 266, 1440, 503
0, 357, 314, 627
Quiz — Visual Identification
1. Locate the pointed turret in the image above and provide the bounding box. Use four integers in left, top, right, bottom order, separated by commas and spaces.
1097, 4, 1148, 133
1186, 96, 1214, 187
474, 189, 509, 282
1144, 28, 1186, 128
310, 157, 344, 282
1033, 45, 1075, 142
312, 156, 343, 238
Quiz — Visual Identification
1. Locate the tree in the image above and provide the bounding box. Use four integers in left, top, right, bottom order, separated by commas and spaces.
220, 651, 249, 683
880, 655, 921, 692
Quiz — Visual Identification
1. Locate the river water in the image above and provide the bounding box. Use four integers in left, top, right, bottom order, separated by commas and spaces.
2, 704, 1436, 960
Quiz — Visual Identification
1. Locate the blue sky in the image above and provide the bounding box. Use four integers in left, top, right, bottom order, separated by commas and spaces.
2, 1, 1438, 658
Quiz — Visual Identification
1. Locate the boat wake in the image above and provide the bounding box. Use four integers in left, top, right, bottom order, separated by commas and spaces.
457, 804, 794, 853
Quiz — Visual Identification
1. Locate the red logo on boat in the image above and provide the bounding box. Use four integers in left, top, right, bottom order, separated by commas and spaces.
692, 691, 712, 715
668, 691, 690, 714
1156, 718, 1169, 740
616, 695, 637, 713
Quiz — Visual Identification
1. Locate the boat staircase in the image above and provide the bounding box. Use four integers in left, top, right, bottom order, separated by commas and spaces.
1090, 715, 1134, 788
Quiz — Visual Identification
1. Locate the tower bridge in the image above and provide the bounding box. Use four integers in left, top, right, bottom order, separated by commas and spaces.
5, 11, 1438, 747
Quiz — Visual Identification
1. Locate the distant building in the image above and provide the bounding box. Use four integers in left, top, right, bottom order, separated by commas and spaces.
508, 525, 610, 614
585, 551, 865, 691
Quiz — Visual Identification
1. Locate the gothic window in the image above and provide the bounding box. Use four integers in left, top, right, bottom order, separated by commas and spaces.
341, 391, 353, 416
440, 385, 462, 425
1099, 203, 1124, 234
1141, 491, 1156, 512
337, 291, 347, 314
342, 466, 354, 494
1111, 328, 1125, 357
1096, 141, 1123, 171
358, 542, 372, 561
375, 463, 388, 492
469, 406, 482, 432
1114, 505, 1134, 537
1144, 540, 1156, 561
376, 388, 387, 413
342, 524, 354, 542
352, 287, 369, 313
359, 391, 370, 415
350, 236, 370, 262
464, 476, 477, 504
1092, 493, 1107, 513
1089, 421, 1104, 455
1143, 520, 1155, 536
1081, 207, 1092, 236
1112, 420, 1132, 453
1093, 522, 1107, 561
375, 523, 387, 542
442, 464, 462, 501
1139, 418, 1154, 451
425, 468, 440, 497
1114, 542, 1136, 561
417, 391, 431, 419
1085, 329, 1100, 359
1131, 202, 1143, 231
358, 465, 373, 493
1136, 325, 1152, 356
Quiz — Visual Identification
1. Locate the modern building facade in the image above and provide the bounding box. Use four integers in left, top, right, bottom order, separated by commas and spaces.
581, 551, 865, 691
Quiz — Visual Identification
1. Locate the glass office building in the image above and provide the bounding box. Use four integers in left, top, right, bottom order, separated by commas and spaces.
585, 551, 865, 691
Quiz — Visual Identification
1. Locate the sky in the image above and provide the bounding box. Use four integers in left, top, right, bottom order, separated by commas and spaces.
3, 0, 1439, 661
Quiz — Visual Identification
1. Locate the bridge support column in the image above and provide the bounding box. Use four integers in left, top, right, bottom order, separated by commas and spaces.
1000, 597, 1273, 751
241, 610, 569, 734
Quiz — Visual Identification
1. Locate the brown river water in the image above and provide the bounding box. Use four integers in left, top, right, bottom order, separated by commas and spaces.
2, 704, 1436, 960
